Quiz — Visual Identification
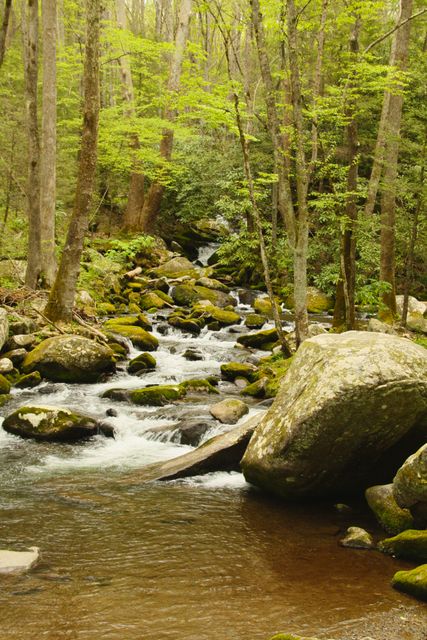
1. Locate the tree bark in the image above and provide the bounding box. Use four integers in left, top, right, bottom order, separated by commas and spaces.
0, 0, 12, 67
39, 0, 57, 288
116, 0, 145, 231
22, 0, 41, 289
140, 0, 192, 232
380, 0, 413, 315
45, 0, 100, 322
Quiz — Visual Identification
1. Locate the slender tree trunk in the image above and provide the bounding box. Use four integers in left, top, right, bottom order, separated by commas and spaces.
39, 0, 57, 287
308, 0, 328, 183
287, 0, 309, 344
116, 0, 145, 231
140, 0, 192, 232
45, 0, 100, 322
333, 16, 360, 330
22, 0, 41, 289
0, 0, 12, 67
380, 0, 413, 315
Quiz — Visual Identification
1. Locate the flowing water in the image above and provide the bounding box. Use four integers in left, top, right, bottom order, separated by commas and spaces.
0, 259, 426, 639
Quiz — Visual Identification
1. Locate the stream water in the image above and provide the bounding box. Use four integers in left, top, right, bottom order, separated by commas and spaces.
0, 247, 426, 639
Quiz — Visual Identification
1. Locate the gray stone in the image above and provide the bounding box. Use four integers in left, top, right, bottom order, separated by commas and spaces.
393, 444, 427, 527
0, 357, 13, 374
241, 331, 427, 499
340, 527, 374, 549
5, 333, 36, 351
210, 398, 249, 424
365, 484, 414, 534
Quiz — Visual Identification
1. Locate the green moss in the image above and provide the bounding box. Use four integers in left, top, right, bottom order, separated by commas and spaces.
237, 328, 279, 350
254, 297, 273, 316
365, 484, 414, 535
130, 385, 186, 406
392, 564, 427, 601
241, 377, 268, 398
245, 313, 266, 329
108, 342, 128, 358
104, 314, 151, 330
0, 394, 11, 407
15, 371, 42, 389
128, 303, 142, 314
171, 284, 199, 307
220, 362, 259, 382
179, 379, 219, 394
140, 292, 169, 310
414, 336, 427, 349
128, 353, 157, 374
0, 373, 11, 394
152, 289, 174, 305
2, 406, 100, 442
105, 325, 158, 351
168, 316, 201, 335
97, 302, 116, 316
378, 530, 427, 562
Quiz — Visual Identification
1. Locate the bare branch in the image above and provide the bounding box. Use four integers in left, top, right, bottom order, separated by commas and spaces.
364, 8, 426, 54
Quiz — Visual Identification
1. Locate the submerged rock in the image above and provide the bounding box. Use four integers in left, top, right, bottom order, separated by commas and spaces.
241, 332, 427, 499
0, 547, 40, 574
122, 413, 264, 483
2, 406, 107, 442
210, 398, 249, 424
393, 444, 427, 527
378, 529, 427, 562
365, 484, 414, 535
340, 526, 374, 549
392, 564, 427, 602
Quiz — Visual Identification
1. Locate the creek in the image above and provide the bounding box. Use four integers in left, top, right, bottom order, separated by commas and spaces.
0, 246, 425, 640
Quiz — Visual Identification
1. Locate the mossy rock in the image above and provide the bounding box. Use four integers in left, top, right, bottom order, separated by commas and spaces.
171, 284, 199, 307
237, 328, 279, 350
2, 406, 104, 442
105, 325, 158, 351
210, 398, 249, 424
193, 285, 236, 308
0, 373, 11, 395
254, 297, 274, 317
128, 353, 157, 374
168, 315, 201, 335
128, 303, 141, 314
97, 302, 117, 316
22, 335, 116, 383
129, 385, 186, 406
0, 394, 11, 407
15, 372, 42, 389
220, 362, 259, 382
104, 314, 151, 331
241, 377, 268, 399
378, 530, 427, 562
108, 342, 128, 359
245, 313, 266, 329
153, 256, 200, 279
179, 379, 219, 395
285, 287, 333, 313
140, 292, 169, 311
195, 277, 229, 292
392, 564, 427, 602
152, 289, 174, 305
365, 484, 414, 534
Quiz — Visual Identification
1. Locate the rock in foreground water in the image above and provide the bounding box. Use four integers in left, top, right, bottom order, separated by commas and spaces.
22, 335, 116, 383
378, 530, 427, 562
365, 484, 414, 534
241, 332, 427, 499
392, 564, 427, 602
393, 444, 427, 527
0, 547, 40, 574
3, 406, 108, 442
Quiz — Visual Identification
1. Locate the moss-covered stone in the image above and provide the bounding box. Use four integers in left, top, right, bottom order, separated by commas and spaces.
179, 379, 219, 394
168, 315, 201, 335
104, 314, 151, 331
195, 277, 229, 292
392, 564, 427, 602
237, 328, 279, 350
220, 362, 259, 382
22, 335, 116, 383
254, 297, 274, 316
97, 302, 117, 316
285, 287, 333, 313
128, 303, 142, 314
140, 292, 169, 310
128, 352, 157, 374
210, 398, 249, 424
0, 373, 11, 395
130, 385, 186, 406
241, 377, 268, 398
15, 371, 42, 389
245, 313, 266, 329
152, 289, 174, 305
0, 394, 11, 407
153, 256, 200, 279
108, 342, 128, 359
378, 530, 427, 562
105, 325, 159, 351
365, 484, 414, 534
2, 406, 103, 442
393, 443, 427, 527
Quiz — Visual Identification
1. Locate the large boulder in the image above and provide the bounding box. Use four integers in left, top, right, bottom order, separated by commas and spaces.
0, 308, 8, 351
22, 335, 116, 383
171, 284, 236, 308
241, 332, 427, 499
393, 444, 427, 526
121, 413, 264, 484
2, 406, 109, 442
153, 256, 200, 279
237, 328, 279, 350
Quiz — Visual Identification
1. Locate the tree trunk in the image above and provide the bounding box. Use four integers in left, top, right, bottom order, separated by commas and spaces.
0, 0, 12, 67
44, 0, 100, 322
22, 0, 41, 289
380, 0, 413, 316
333, 16, 360, 330
287, 0, 309, 345
140, 0, 192, 232
39, 0, 57, 288
116, 0, 145, 231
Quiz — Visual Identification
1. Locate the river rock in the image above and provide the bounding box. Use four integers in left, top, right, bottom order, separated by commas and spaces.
0, 373, 11, 394
241, 331, 427, 499
15, 371, 42, 389
365, 484, 414, 534
393, 443, 427, 526
0, 308, 8, 351
127, 352, 156, 374
0, 357, 13, 374
22, 335, 116, 383
105, 325, 159, 351
195, 277, 229, 292
5, 333, 36, 351
237, 328, 279, 350
340, 526, 374, 549
129, 385, 186, 406
220, 362, 259, 382
168, 315, 201, 335
140, 292, 170, 310
153, 256, 200, 279
183, 348, 204, 361
254, 297, 274, 317
122, 413, 264, 483
8, 313, 37, 336
104, 314, 152, 331
367, 318, 397, 335
0, 547, 40, 574
245, 313, 266, 329
3, 348, 28, 366
392, 564, 427, 602
191, 302, 240, 326
285, 287, 333, 314
396, 295, 427, 317
2, 406, 107, 442
210, 398, 249, 424
378, 529, 427, 562
172, 284, 236, 309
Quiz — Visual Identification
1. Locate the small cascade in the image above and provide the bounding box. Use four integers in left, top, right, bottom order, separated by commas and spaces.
196, 242, 220, 266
